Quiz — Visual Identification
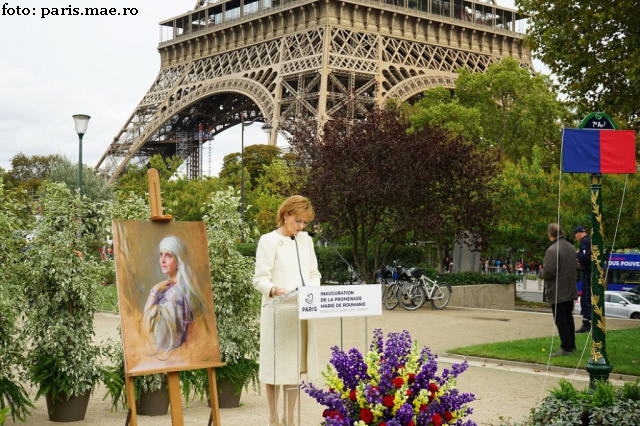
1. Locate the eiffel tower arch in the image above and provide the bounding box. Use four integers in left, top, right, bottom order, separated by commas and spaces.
97, 0, 531, 182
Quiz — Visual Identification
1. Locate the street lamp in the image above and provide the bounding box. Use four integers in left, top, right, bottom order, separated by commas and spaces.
240, 114, 273, 219
72, 114, 91, 199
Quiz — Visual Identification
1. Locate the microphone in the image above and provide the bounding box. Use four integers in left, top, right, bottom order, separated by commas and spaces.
309, 232, 363, 284
291, 234, 305, 286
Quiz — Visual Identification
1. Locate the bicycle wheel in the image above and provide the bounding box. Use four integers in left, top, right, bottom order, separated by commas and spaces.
430, 283, 451, 310
384, 283, 400, 310
399, 282, 426, 311
376, 276, 387, 300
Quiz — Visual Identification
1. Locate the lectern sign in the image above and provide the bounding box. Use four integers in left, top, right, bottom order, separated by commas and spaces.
298, 284, 382, 319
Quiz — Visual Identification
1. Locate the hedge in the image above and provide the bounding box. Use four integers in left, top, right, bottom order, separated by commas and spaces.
237, 242, 428, 284
238, 243, 518, 286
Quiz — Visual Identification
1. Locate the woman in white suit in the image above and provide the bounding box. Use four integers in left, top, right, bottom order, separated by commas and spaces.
254, 196, 321, 426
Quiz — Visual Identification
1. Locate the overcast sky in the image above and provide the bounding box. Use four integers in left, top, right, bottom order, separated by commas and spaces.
1, 0, 535, 177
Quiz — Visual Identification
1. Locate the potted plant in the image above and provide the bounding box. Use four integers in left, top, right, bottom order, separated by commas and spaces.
102, 337, 169, 416
21, 184, 106, 422
0, 181, 34, 423
202, 189, 261, 407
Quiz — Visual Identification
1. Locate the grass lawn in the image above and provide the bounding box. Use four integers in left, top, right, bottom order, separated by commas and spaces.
449, 327, 640, 376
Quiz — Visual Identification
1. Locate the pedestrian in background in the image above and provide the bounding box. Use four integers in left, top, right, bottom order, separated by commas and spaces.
539, 223, 578, 357
574, 226, 592, 333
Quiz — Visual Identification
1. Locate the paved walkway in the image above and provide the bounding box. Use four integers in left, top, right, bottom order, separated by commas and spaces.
17, 306, 639, 426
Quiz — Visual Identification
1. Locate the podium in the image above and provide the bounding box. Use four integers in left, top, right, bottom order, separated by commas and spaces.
262, 284, 382, 425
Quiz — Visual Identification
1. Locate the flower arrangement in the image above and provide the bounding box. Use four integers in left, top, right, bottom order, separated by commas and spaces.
303, 329, 476, 426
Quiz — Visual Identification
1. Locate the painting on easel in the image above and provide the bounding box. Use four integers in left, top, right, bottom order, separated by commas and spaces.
113, 220, 221, 375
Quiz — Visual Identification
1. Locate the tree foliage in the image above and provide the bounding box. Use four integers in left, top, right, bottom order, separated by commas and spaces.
0, 181, 34, 423
490, 148, 640, 260
115, 154, 183, 198
517, 0, 640, 130
219, 144, 281, 187
21, 183, 105, 401
202, 189, 260, 391
288, 108, 497, 281
251, 158, 306, 235
47, 156, 113, 201
412, 58, 567, 165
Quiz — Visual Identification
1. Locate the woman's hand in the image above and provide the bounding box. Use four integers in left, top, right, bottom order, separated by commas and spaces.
153, 279, 176, 294
271, 286, 287, 297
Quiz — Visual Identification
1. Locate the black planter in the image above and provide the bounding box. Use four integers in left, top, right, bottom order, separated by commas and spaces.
45, 389, 91, 422
214, 378, 243, 409
136, 381, 169, 416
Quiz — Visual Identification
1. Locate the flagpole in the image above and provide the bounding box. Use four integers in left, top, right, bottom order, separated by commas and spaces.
578, 112, 617, 388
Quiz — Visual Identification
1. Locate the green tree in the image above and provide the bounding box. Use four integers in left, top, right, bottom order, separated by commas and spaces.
47, 156, 113, 201
4, 153, 62, 193
219, 144, 281, 186
164, 177, 222, 221
202, 189, 260, 392
115, 154, 183, 198
22, 183, 105, 402
517, 0, 640, 131
411, 58, 568, 165
0, 180, 34, 423
252, 158, 306, 235
409, 87, 484, 144
490, 147, 585, 256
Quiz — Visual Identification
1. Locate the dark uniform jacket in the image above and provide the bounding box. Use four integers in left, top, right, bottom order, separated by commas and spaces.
539, 237, 578, 304
577, 235, 592, 272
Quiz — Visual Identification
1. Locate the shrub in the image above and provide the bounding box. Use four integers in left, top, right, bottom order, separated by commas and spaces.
437, 272, 518, 286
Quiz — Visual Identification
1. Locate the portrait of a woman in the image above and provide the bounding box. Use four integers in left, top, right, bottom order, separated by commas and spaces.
253, 195, 321, 426
142, 235, 209, 359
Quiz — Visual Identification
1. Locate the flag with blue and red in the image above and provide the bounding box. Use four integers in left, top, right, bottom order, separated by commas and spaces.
562, 129, 636, 174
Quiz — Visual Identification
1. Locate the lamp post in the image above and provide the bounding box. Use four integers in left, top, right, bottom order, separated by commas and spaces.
72, 114, 91, 199
240, 114, 273, 219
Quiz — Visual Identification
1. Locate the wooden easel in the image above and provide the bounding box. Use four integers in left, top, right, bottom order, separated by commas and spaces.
124, 168, 225, 426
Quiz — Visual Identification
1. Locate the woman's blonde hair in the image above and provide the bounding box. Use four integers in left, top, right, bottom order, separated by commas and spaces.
276, 195, 315, 227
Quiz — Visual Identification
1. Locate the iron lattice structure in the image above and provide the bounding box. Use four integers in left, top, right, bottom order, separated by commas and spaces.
97, 0, 531, 181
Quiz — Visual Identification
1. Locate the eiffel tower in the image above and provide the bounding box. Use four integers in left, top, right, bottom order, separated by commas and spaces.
96, 0, 531, 181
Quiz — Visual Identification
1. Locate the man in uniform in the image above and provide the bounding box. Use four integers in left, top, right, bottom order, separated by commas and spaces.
574, 226, 592, 333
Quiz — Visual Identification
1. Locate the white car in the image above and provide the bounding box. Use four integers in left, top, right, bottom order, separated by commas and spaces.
575, 291, 640, 320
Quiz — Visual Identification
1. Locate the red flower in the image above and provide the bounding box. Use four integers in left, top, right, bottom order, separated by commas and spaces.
328, 411, 343, 420
322, 409, 329, 417
398, 365, 405, 370
428, 392, 435, 402
431, 413, 442, 426
444, 411, 454, 422
382, 395, 395, 408
380, 423, 386, 426
429, 382, 439, 392
406, 389, 412, 396
408, 421, 415, 426
419, 404, 427, 412
329, 388, 335, 393
407, 373, 416, 384
392, 377, 405, 388
349, 389, 357, 402
360, 408, 374, 424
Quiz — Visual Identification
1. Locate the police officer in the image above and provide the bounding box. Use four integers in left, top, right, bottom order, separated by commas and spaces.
574, 226, 591, 333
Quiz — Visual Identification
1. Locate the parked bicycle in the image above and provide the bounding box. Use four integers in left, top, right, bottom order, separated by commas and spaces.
380, 263, 414, 310
399, 268, 452, 311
